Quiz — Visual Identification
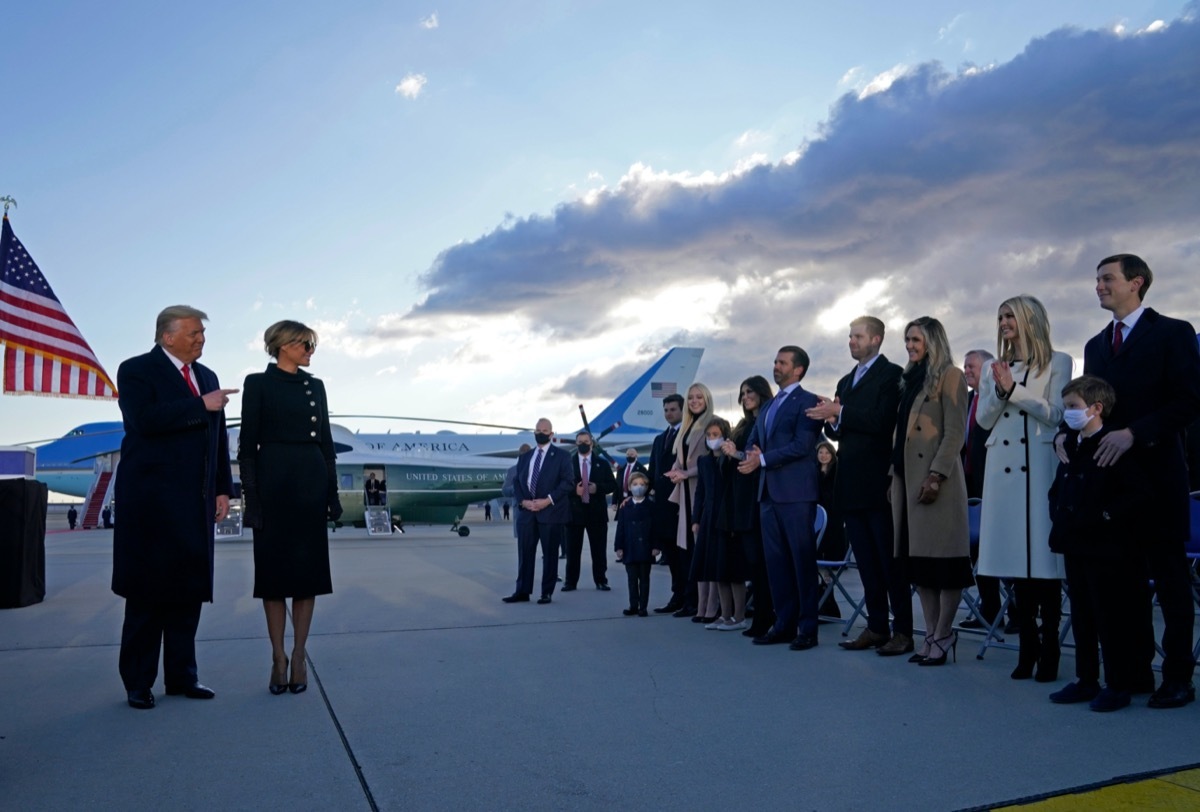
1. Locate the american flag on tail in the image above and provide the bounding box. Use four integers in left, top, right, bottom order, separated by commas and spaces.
0, 214, 117, 399
650, 381, 677, 398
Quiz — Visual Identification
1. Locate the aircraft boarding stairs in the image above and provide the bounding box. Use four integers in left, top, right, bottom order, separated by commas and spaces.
81, 470, 113, 529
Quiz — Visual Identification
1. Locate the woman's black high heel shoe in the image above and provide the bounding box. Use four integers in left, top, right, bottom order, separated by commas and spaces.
269, 656, 289, 695
909, 635, 934, 664
920, 632, 958, 667
288, 656, 308, 694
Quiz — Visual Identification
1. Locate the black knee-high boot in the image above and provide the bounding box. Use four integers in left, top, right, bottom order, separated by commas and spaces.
1010, 579, 1040, 680
1034, 578, 1062, 683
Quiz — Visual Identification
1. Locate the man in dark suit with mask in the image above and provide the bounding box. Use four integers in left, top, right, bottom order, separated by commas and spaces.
112, 305, 236, 710
565, 431, 616, 591
613, 447, 648, 512
503, 418, 574, 604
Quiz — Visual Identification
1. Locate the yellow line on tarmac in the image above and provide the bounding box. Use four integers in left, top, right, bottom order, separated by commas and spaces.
994, 767, 1200, 810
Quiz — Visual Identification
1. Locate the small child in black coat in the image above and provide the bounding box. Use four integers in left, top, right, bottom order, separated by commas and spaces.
614, 472, 657, 616
1047, 375, 1152, 713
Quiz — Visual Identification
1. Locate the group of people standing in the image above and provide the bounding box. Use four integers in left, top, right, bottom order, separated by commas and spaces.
111, 307, 338, 709
503, 252, 1199, 713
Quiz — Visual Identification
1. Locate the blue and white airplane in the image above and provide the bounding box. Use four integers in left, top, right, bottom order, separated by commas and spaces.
28, 347, 704, 526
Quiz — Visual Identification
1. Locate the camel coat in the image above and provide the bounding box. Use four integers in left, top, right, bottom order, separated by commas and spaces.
891, 366, 970, 559
975, 352, 1071, 580
668, 417, 710, 550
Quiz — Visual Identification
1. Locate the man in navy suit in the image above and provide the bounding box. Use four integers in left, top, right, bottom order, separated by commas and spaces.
1064, 254, 1200, 709
112, 305, 236, 709
503, 418, 574, 604
808, 317, 911, 654
565, 431, 616, 591
739, 346, 823, 650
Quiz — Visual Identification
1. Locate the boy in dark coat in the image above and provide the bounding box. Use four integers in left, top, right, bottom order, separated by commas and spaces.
1048, 375, 1152, 712
614, 472, 657, 616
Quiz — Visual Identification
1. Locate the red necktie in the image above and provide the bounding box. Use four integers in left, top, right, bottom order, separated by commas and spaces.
1112, 321, 1125, 354
581, 457, 590, 503
181, 364, 201, 396
964, 394, 979, 477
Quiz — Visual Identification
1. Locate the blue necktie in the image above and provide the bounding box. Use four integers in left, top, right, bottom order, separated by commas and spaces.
765, 392, 784, 433
530, 449, 544, 496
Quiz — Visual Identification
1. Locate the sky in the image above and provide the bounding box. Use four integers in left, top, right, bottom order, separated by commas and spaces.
4, 0, 1199, 446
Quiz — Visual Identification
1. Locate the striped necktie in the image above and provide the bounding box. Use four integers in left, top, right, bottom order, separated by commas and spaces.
530, 448, 544, 496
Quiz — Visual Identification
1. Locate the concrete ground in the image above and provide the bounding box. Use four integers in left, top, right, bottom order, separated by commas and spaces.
1, 508, 1197, 811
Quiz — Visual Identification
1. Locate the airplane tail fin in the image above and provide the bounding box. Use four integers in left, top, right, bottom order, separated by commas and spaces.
587, 348, 704, 435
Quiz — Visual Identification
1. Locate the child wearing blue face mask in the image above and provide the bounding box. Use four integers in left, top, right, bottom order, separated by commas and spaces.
614, 472, 656, 616
1047, 374, 1152, 713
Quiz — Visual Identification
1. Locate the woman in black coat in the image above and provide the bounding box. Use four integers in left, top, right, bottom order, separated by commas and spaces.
238, 321, 341, 695
721, 375, 775, 638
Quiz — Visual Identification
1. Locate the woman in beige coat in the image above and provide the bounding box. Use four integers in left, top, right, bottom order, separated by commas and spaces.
667, 383, 715, 620
891, 317, 972, 666
975, 294, 1071, 682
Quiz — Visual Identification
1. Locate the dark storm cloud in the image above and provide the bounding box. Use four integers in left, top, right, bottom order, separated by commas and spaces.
410, 15, 1200, 400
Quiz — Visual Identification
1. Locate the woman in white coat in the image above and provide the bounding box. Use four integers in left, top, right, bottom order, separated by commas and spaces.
976, 294, 1072, 682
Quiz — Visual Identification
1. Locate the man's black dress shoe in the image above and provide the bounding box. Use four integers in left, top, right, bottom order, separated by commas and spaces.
561, 584, 577, 592
637, 609, 648, 617
653, 601, 681, 614
672, 606, 697, 618
126, 689, 155, 710
1089, 687, 1131, 713
596, 583, 611, 591
789, 634, 818, 651
958, 618, 985, 630
165, 683, 216, 699
502, 593, 530, 603
1148, 680, 1196, 709
752, 630, 793, 646
537, 595, 552, 604
623, 608, 638, 616
1048, 680, 1100, 704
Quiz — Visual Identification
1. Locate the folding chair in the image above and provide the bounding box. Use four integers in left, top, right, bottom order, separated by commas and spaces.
815, 505, 868, 635
954, 498, 1016, 658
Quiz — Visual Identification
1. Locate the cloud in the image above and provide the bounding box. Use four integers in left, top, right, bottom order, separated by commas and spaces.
857, 63, 911, 98
375, 365, 399, 376
370, 15, 1200, 403
395, 73, 428, 99
938, 13, 965, 41
734, 129, 772, 148
420, 13, 438, 29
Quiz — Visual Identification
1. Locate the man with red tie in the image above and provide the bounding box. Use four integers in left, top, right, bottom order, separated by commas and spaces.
613, 447, 648, 512
1066, 254, 1200, 709
112, 306, 236, 709
960, 348, 1005, 632
565, 431, 616, 591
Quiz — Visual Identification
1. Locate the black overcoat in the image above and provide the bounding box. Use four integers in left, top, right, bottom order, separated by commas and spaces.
1083, 309, 1200, 545
112, 345, 232, 603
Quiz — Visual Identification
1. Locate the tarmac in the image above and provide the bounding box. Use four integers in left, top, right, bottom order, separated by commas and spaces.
2, 508, 1198, 812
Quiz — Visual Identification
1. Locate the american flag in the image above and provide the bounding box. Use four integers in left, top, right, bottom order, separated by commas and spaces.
0, 215, 117, 399
650, 381, 677, 398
